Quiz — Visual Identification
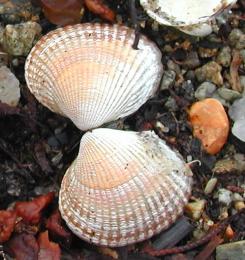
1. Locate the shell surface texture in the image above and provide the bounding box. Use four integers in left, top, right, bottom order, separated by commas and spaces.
140, 0, 237, 36
25, 23, 163, 131
59, 128, 193, 247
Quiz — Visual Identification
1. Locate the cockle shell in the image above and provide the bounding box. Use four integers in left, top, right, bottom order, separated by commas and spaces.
25, 23, 163, 131
59, 128, 192, 247
140, 0, 237, 36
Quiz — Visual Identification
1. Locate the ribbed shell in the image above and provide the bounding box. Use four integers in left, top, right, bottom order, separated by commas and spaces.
25, 23, 163, 131
140, 0, 237, 36
59, 129, 192, 247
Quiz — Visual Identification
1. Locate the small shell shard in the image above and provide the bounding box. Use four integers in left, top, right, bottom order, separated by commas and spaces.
25, 23, 163, 131
59, 129, 192, 247
140, 0, 237, 36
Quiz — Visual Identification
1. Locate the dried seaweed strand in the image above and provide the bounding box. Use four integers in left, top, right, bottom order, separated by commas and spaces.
143, 210, 243, 257
130, 0, 140, 49
230, 50, 242, 92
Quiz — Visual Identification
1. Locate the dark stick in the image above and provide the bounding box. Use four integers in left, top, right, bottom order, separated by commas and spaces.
130, 0, 140, 49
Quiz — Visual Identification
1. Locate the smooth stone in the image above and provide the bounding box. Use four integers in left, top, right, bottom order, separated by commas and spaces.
195, 82, 216, 100
232, 118, 245, 142
217, 87, 242, 101
216, 240, 245, 260
229, 97, 245, 121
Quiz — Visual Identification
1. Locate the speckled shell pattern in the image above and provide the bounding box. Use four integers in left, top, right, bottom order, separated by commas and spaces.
59, 128, 192, 247
140, 0, 237, 36
25, 23, 163, 131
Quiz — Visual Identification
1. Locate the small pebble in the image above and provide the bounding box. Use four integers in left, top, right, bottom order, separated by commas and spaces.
228, 28, 245, 50
198, 47, 218, 58
185, 200, 206, 220
232, 118, 245, 142
164, 96, 178, 111
0, 65, 20, 106
218, 188, 232, 206
216, 240, 245, 260
194, 82, 216, 100
217, 46, 231, 67
217, 87, 241, 101
160, 70, 176, 90
204, 178, 217, 195
2, 21, 41, 56
195, 61, 223, 86
229, 97, 245, 121
234, 201, 245, 211
189, 98, 229, 155
232, 193, 244, 202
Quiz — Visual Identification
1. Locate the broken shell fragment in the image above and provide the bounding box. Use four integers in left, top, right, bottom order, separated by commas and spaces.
140, 0, 237, 36
25, 23, 163, 131
59, 128, 192, 247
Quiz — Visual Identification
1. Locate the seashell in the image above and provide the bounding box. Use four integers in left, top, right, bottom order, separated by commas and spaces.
59, 128, 192, 247
25, 23, 163, 131
140, 0, 237, 36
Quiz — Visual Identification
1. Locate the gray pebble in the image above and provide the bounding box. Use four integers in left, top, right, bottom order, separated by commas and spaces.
228, 29, 245, 50
160, 70, 176, 90
217, 87, 242, 101
229, 97, 245, 121
195, 82, 216, 100
218, 188, 232, 206
232, 118, 245, 142
217, 46, 231, 67
216, 240, 245, 260
2, 21, 41, 56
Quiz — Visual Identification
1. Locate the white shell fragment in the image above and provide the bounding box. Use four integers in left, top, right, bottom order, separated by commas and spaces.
25, 23, 163, 131
140, 0, 237, 36
0, 66, 20, 106
59, 128, 192, 247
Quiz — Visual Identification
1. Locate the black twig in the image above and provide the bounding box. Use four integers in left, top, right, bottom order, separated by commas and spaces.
130, 0, 140, 49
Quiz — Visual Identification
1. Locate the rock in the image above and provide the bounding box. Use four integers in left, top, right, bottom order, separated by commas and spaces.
160, 70, 176, 90
214, 154, 245, 175
198, 47, 218, 58
189, 98, 229, 155
0, 66, 20, 106
164, 96, 178, 111
217, 46, 231, 67
195, 61, 223, 86
218, 188, 232, 206
228, 29, 245, 50
217, 87, 242, 101
2, 21, 41, 56
211, 92, 229, 107
216, 240, 245, 260
232, 119, 245, 142
204, 178, 217, 195
194, 82, 216, 100
229, 97, 245, 121
0, 0, 40, 23
185, 200, 206, 220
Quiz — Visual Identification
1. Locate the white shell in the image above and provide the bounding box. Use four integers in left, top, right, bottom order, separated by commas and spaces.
25, 23, 163, 131
140, 0, 237, 36
59, 128, 192, 247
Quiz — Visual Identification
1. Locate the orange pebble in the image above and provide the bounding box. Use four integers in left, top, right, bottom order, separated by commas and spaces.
189, 98, 229, 155
225, 225, 235, 240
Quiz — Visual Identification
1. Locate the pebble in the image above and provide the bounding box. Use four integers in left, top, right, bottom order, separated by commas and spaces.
0, 0, 40, 23
232, 193, 244, 202
194, 82, 216, 100
234, 201, 245, 211
228, 29, 245, 50
185, 200, 206, 220
211, 92, 229, 107
218, 188, 232, 206
2, 21, 41, 56
204, 178, 217, 195
0, 65, 20, 106
164, 96, 178, 111
216, 240, 245, 260
217, 87, 242, 101
160, 70, 176, 90
229, 97, 245, 121
232, 119, 245, 142
240, 76, 245, 94
198, 47, 218, 58
217, 46, 231, 67
189, 98, 229, 155
195, 61, 223, 86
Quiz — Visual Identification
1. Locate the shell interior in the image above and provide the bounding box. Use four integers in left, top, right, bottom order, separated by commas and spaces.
140, 0, 237, 26
25, 23, 163, 131
59, 128, 192, 247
